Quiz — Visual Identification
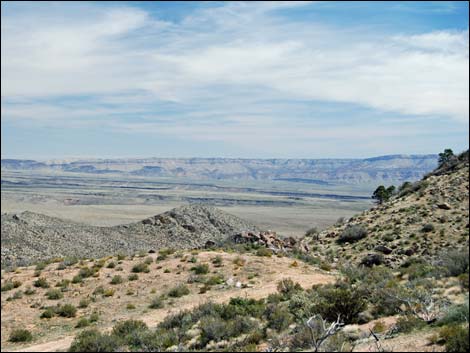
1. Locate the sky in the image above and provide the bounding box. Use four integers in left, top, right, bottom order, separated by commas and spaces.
1, 1, 469, 159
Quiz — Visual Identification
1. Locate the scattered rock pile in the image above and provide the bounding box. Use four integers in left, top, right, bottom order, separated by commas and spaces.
232, 230, 309, 252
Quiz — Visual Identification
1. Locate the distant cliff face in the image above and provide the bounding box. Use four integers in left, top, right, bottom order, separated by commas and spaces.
1, 155, 438, 185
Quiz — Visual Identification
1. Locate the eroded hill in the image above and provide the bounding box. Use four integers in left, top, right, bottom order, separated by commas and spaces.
1, 205, 258, 267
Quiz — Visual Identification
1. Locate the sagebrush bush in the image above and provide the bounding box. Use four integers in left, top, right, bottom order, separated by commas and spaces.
395, 315, 426, 333
311, 282, 367, 324
33, 278, 49, 288
110, 275, 123, 285
112, 320, 148, 336
78, 298, 90, 308
421, 223, 435, 233
75, 318, 90, 328
337, 225, 367, 244
168, 284, 190, 298
46, 289, 64, 300
256, 247, 273, 257
69, 329, 121, 352
131, 263, 150, 273
277, 278, 302, 297
149, 296, 165, 309
265, 303, 294, 331
438, 324, 470, 352
438, 249, 469, 277
9, 328, 33, 343
191, 263, 209, 274
57, 304, 77, 318
128, 274, 138, 281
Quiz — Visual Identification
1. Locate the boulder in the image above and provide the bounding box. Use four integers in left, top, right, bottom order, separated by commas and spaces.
374, 245, 393, 255
437, 203, 451, 210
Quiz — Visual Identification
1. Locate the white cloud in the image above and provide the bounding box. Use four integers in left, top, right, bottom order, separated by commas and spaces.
1, 1, 469, 128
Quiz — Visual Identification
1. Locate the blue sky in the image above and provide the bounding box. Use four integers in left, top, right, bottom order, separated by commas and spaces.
1, 1, 468, 159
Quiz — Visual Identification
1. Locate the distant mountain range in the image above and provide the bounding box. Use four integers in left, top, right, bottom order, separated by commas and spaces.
1, 155, 438, 185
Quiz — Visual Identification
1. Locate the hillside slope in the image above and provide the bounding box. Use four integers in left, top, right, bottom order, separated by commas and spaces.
1, 205, 258, 267
305, 150, 469, 268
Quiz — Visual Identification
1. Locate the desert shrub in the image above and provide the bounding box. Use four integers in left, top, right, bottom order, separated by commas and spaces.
131, 263, 150, 273
9, 329, 33, 343
337, 225, 367, 244
117, 253, 126, 261
33, 278, 49, 288
69, 329, 121, 352
126, 303, 136, 310
56, 279, 71, 288
110, 275, 123, 285
438, 300, 469, 326
458, 273, 469, 290
144, 257, 154, 265
106, 261, 116, 269
125, 328, 177, 351
40, 307, 56, 319
72, 275, 83, 284
437, 324, 470, 352
78, 267, 95, 278
305, 227, 319, 237
395, 315, 426, 333
128, 274, 138, 281
256, 247, 273, 257
311, 282, 367, 324
63, 257, 79, 267
421, 223, 435, 233
168, 284, 190, 298
149, 296, 165, 309
199, 316, 230, 346
401, 262, 442, 280
288, 292, 317, 322
112, 320, 148, 337
277, 278, 302, 297
103, 288, 115, 297
212, 256, 223, 267
265, 303, 294, 331
46, 289, 64, 300
78, 298, 90, 308
75, 318, 90, 328
24, 287, 36, 295
221, 297, 266, 320
159, 248, 175, 256
89, 312, 100, 323
1, 280, 21, 292
438, 249, 469, 277
57, 304, 77, 318
7, 290, 23, 301
35, 262, 47, 271
205, 274, 225, 286
191, 263, 209, 275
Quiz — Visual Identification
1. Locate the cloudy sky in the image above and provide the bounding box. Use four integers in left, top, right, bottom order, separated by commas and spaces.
1, 1, 469, 159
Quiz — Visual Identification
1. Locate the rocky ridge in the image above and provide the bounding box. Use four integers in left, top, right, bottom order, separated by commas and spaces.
1, 205, 258, 267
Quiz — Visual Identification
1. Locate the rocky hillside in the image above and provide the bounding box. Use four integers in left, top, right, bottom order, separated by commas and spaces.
1, 154, 438, 185
304, 150, 469, 268
1, 205, 258, 267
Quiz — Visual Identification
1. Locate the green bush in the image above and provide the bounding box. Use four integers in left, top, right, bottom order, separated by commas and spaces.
128, 274, 138, 281
438, 249, 469, 277
337, 225, 367, 244
212, 256, 223, 267
131, 263, 150, 273
69, 329, 121, 352
9, 328, 33, 343
277, 278, 302, 297
199, 316, 230, 346
444, 325, 469, 352
46, 289, 64, 300
33, 278, 50, 288
78, 298, 90, 308
1, 280, 21, 292
168, 284, 190, 298
144, 257, 154, 265
57, 304, 77, 318
265, 303, 294, 331
149, 296, 165, 309
78, 267, 95, 278
110, 275, 123, 285
72, 275, 83, 284
40, 307, 56, 319
312, 282, 367, 324
75, 318, 90, 328
191, 264, 209, 274
421, 223, 435, 233
256, 247, 273, 257
112, 320, 148, 336
106, 261, 116, 269
438, 300, 469, 326
395, 315, 426, 333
